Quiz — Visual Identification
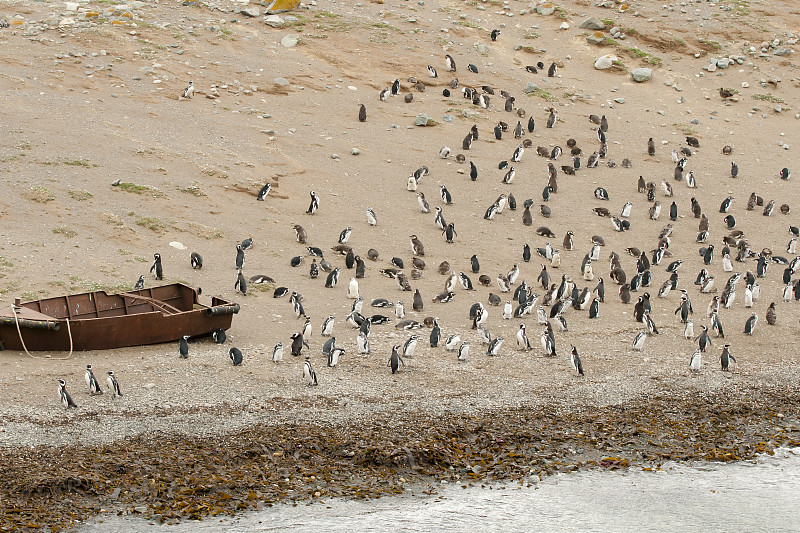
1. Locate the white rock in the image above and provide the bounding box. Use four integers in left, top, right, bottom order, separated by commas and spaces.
559, 22, 569, 30
594, 54, 618, 70
169, 241, 187, 250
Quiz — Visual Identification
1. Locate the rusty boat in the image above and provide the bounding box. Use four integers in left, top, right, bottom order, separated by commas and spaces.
0, 283, 238, 352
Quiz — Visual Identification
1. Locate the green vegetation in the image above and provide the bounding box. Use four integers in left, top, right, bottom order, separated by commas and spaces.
600, 18, 615, 26
752, 93, 784, 104
699, 38, 721, 50
28, 185, 56, 203
63, 158, 92, 167
626, 47, 662, 66
135, 216, 168, 234
178, 183, 206, 197
115, 182, 166, 197
52, 226, 77, 238
673, 122, 698, 136
524, 29, 540, 40
68, 190, 93, 201
453, 20, 480, 29
0, 256, 13, 268
529, 88, 558, 102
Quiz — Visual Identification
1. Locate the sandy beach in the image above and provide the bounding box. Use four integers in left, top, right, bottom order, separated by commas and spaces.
1, 0, 800, 529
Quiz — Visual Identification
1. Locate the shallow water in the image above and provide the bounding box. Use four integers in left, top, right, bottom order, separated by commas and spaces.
81, 448, 800, 533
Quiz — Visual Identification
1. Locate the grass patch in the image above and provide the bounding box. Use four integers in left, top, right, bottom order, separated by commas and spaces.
115, 182, 166, 198
529, 88, 558, 102
185, 221, 224, 239
752, 93, 784, 104
524, 29, 540, 39
68, 190, 93, 201
63, 158, 93, 167
28, 185, 56, 203
135, 216, 168, 234
370, 21, 403, 32
0, 256, 13, 268
600, 18, 615, 26
699, 38, 721, 49
52, 226, 77, 238
178, 183, 206, 197
562, 91, 589, 103
673, 122, 698, 136
626, 47, 662, 66
453, 20, 481, 29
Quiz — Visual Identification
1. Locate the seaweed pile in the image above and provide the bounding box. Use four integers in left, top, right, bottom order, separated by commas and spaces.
1, 387, 797, 532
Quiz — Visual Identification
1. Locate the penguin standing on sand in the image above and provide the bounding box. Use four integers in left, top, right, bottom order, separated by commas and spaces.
212, 328, 226, 344
58, 379, 78, 408
720, 344, 736, 371
306, 191, 319, 214
106, 371, 122, 397
85, 365, 102, 395
134, 275, 145, 290
303, 356, 318, 386
690, 348, 702, 373
181, 80, 194, 99
695, 325, 712, 352
358, 104, 367, 122
325, 268, 340, 288
389, 345, 405, 374
235, 269, 247, 296
430, 318, 441, 347
445, 54, 456, 72
235, 244, 245, 270
744, 313, 758, 335
516, 323, 532, 351
487, 336, 503, 356
272, 342, 284, 363
178, 334, 190, 359
291, 332, 309, 357
458, 341, 469, 362
191, 252, 203, 269
570, 346, 584, 377
150, 253, 163, 280
229, 347, 243, 366
322, 315, 335, 336
257, 182, 271, 201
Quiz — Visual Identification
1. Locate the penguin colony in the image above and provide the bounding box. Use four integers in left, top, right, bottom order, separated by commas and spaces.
53, 25, 800, 406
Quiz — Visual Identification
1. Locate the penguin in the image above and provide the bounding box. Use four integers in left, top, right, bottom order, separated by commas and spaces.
303, 356, 318, 386
291, 332, 309, 357
179, 335, 189, 358
417, 192, 430, 213
647, 138, 655, 156
306, 190, 319, 214
357, 331, 370, 354
445, 334, 461, 351
322, 337, 336, 358
547, 108, 556, 128
355, 256, 366, 279
491, 28, 500, 41
730, 162, 739, 179
229, 347, 243, 366
235, 244, 245, 270
293, 224, 308, 244
181, 80, 194, 99
570, 346, 584, 377
394, 301, 406, 320
427, 65, 438, 78
150, 253, 163, 280
58, 379, 78, 408
325, 268, 340, 288
84, 364, 102, 395
430, 318, 441, 347
440, 185, 453, 205
445, 54, 456, 72
256, 182, 271, 201
134, 275, 145, 290
689, 348, 702, 373
720, 344, 736, 371
512, 144, 524, 162
391, 78, 400, 95
632, 331, 646, 351
744, 313, 758, 335
503, 301, 513, 319
235, 269, 247, 296
347, 277, 359, 300
684, 318, 695, 340
766, 302, 777, 325
320, 315, 335, 337
696, 325, 712, 352
105, 370, 122, 397
443, 223, 457, 243
621, 202, 633, 218
487, 336, 504, 356
189, 251, 203, 270
594, 278, 605, 302
412, 289, 424, 312
212, 328, 227, 344
328, 346, 344, 367
358, 104, 367, 122
439, 146, 451, 159
516, 323, 532, 351
588, 297, 600, 319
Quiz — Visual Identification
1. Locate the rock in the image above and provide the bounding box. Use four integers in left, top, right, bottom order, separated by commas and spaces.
559, 22, 569, 30
59, 17, 76, 26
474, 42, 489, 55
264, 15, 284, 28
774, 48, 790, 56
169, 241, 187, 250
414, 113, 437, 126
631, 67, 653, 82
351, 148, 360, 155
741, 82, 749, 88
241, 7, 259, 17
614, 97, 625, 104
280, 34, 299, 48
586, 31, 606, 45
716, 58, 731, 69
594, 54, 617, 70
579, 17, 605, 30
443, 114, 455, 122
537, 3, 555, 15
274, 77, 290, 86
523, 81, 538, 94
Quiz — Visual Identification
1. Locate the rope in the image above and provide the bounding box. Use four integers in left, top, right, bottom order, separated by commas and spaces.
11, 305, 74, 360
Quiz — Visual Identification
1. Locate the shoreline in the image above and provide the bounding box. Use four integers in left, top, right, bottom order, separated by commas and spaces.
2, 386, 798, 531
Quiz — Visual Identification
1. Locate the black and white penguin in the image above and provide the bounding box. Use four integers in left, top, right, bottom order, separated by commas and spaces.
512, 144, 524, 163
325, 268, 340, 288
689, 349, 702, 373
427, 65, 438, 78
695, 325, 712, 352
490, 29, 500, 41
445, 334, 461, 352
445, 54, 456, 72
235, 269, 247, 296
229, 347, 243, 366
179, 335, 189, 358
440, 185, 453, 205
632, 331, 646, 351
443, 223, 457, 243
430, 318, 441, 347
181, 80, 194, 99
271, 342, 284, 363
84, 364, 102, 395
291, 332, 308, 357
328, 346, 344, 367
322, 337, 336, 358
303, 356, 318, 386
516, 323, 532, 351
457, 341, 470, 362
235, 244, 245, 270
547, 108, 556, 129
105, 371, 122, 397
487, 336, 503, 356
321, 315, 335, 337
547, 62, 557, 77
389, 344, 405, 374
256, 182, 271, 201
391, 78, 400, 95
570, 346, 584, 376
212, 328, 227, 344
402, 335, 418, 358
720, 344, 736, 371
273, 287, 289, 298
150, 253, 163, 280
358, 103, 367, 122
58, 379, 78, 408
134, 275, 145, 290
744, 313, 758, 335
306, 190, 319, 214
588, 297, 600, 319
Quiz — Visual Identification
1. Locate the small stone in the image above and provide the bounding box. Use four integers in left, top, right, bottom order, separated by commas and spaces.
274, 77, 290, 86
594, 54, 617, 70
586, 32, 606, 45
241, 7, 259, 17
537, 4, 555, 16
351, 148, 360, 155
614, 97, 625, 104
331, 154, 340, 160
264, 15, 284, 28
559, 22, 569, 30
579, 17, 605, 30
741, 82, 749, 88
443, 114, 455, 122
631, 68, 653, 82
280, 34, 299, 48
474, 42, 489, 55
774, 105, 783, 113
523, 81, 538, 93
414, 113, 437, 126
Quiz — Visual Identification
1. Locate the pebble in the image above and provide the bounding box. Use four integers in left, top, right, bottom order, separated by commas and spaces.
331, 154, 340, 160
274, 77, 290, 86
614, 98, 625, 104
280, 34, 299, 48
351, 148, 360, 155
631, 68, 653, 83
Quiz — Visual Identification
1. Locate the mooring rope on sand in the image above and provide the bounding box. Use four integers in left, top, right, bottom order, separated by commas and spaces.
11, 305, 73, 360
